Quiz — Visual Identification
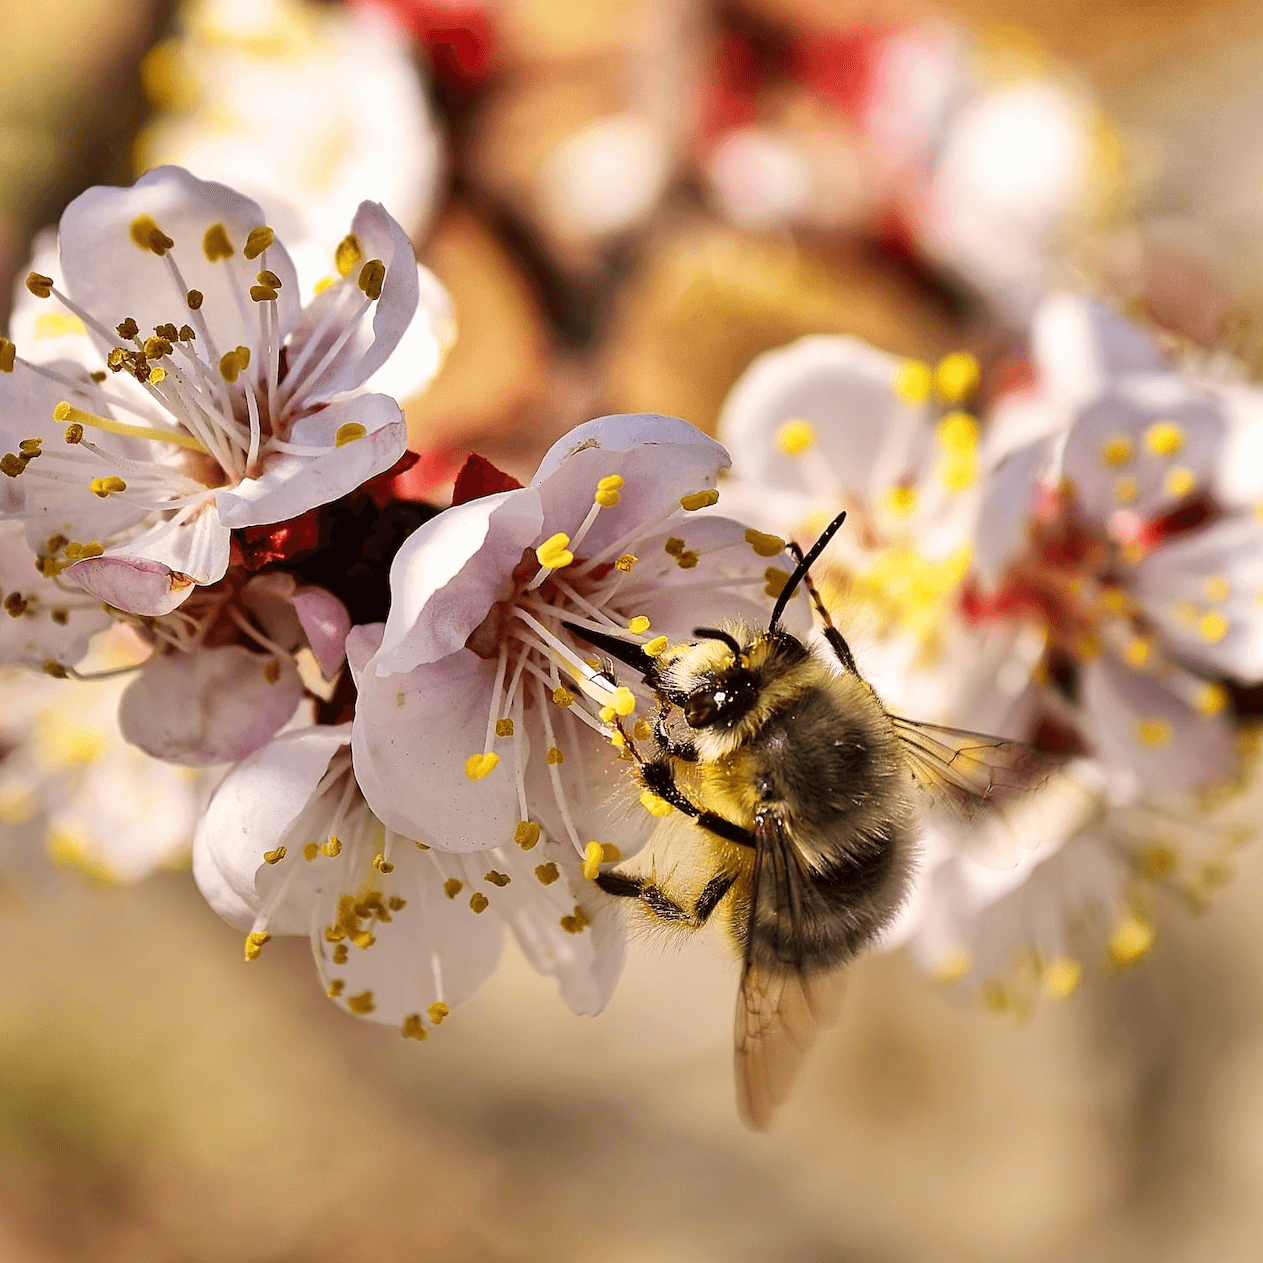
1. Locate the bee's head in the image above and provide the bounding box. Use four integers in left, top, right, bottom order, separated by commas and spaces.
677, 627, 760, 730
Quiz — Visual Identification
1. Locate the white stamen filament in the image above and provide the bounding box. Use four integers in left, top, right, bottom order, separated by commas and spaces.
532, 676, 584, 856
510, 607, 618, 705
281, 293, 373, 419
277, 283, 358, 402
481, 639, 511, 753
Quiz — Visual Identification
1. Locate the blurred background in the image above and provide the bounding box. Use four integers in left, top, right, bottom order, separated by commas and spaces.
4, 0, 1263, 1259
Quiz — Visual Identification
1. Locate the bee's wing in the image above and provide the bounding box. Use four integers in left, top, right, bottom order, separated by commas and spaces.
733, 817, 846, 1129
890, 715, 1087, 867
734, 958, 848, 1130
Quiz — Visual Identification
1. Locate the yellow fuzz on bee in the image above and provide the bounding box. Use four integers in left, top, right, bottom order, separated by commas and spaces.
640, 790, 673, 817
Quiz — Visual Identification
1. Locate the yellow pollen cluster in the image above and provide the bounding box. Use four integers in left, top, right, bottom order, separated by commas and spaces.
934, 352, 980, 403
560, 906, 591, 934
535, 862, 560, 885
514, 821, 540, 849
90, 476, 127, 498
546, 746, 564, 765
1108, 917, 1154, 966
933, 949, 972, 984
893, 359, 932, 404
320, 836, 342, 857
1145, 420, 1184, 456
1137, 844, 1177, 879
1101, 435, 1133, 467
535, 532, 574, 570
203, 223, 234, 261
485, 870, 511, 887
640, 789, 673, 817
443, 878, 463, 899
346, 990, 376, 1015
744, 528, 785, 558
243, 226, 275, 260
335, 422, 367, 447
130, 214, 174, 255
469, 892, 490, 914
764, 567, 791, 598
1136, 718, 1172, 747
615, 553, 637, 572
0, 339, 15, 373
250, 268, 283, 303
776, 419, 815, 455
1042, 958, 1082, 998
680, 488, 719, 511
336, 234, 362, 276
243, 931, 270, 962
263, 846, 287, 865
495, 717, 515, 737
219, 345, 252, 384
401, 1015, 428, 1040
643, 635, 669, 656
1164, 466, 1196, 499
428, 1001, 450, 1025
1196, 683, 1228, 716
582, 841, 605, 880
26, 271, 54, 299
627, 615, 651, 634
595, 474, 624, 508
883, 485, 919, 516
465, 752, 500, 780
551, 686, 574, 707
359, 259, 386, 300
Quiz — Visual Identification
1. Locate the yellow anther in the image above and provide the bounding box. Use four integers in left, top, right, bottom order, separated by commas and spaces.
546, 745, 565, 766
743, 528, 786, 558
1042, 958, 1082, 998
465, 751, 500, 780
401, 1014, 428, 1040
1164, 466, 1196, 499
427, 1001, 450, 1025
335, 422, 367, 447
933, 949, 972, 984
1137, 844, 1177, 878
940, 453, 978, 493
1100, 585, 1128, 614
609, 730, 626, 749
582, 841, 605, 879
680, 488, 719, 511
358, 258, 386, 300
599, 706, 616, 724
25, 272, 53, 299
250, 283, 278, 303
186, 288, 204, 310
1108, 917, 1154, 966
983, 982, 1017, 1014
611, 686, 637, 717
1205, 575, 1230, 602
443, 878, 463, 899
1173, 600, 1199, 624
243, 226, 275, 260
1198, 611, 1228, 642
346, 989, 376, 1014
0, 339, 15, 373
535, 862, 560, 885
676, 550, 699, 570
203, 223, 234, 261
469, 892, 490, 914
149, 366, 167, 384
335, 233, 362, 276
303, 842, 319, 861
263, 659, 282, 684
485, 870, 511, 887
627, 615, 651, 635
388, 896, 407, 911
53, 401, 209, 454
243, 930, 270, 962
894, 359, 932, 403
373, 855, 394, 874
327, 979, 345, 997
1144, 420, 1184, 456
560, 906, 590, 934
256, 268, 282, 290
130, 215, 173, 254
1113, 477, 1139, 505
775, 419, 815, 455
1196, 683, 1228, 716
764, 567, 791, 599
1101, 436, 1133, 467
320, 837, 342, 857
640, 789, 673, 817
643, 635, 669, 656
1137, 718, 1171, 747
535, 532, 574, 570
90, 475, 126, 497
937, 411, 979, 453
664, 537, 685, 557
514, 821, 541, 850
883, 485, 918, 516
615, 553, 637, 572
595, 474, 624, 508
551, 686, 574, 707
0, 454, 25, 478
313, 276, 335, 294
601, 844, 622, 863
494, 717, 515, 737
263, 846, 286, 865
632, 720, 652, 741
1123, 637, 1151, 668
934, 351, 980, 402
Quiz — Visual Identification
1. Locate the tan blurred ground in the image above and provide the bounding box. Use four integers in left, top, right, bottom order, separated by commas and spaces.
7, 0, 1263, 1259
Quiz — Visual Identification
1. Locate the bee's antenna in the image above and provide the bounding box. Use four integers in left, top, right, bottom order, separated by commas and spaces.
767, 509, 848, 632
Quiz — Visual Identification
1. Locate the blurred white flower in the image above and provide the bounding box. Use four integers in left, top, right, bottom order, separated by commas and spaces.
351, 413, 810, 860
136, 0, 443, 250
194, 723, 623, 1038
0, 625, 207, 885
0, 166, 451, 618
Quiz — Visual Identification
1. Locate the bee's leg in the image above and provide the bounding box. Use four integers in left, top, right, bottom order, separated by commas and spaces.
596, 869, 737, 927
787, 539, 858, 675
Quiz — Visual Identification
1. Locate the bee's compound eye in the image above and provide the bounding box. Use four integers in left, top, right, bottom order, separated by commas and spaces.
684, 690, 718, 728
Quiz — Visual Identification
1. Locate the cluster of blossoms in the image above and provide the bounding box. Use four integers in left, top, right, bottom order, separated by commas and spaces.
715, 297, 1263, 1012
3, 160, 1260, 1050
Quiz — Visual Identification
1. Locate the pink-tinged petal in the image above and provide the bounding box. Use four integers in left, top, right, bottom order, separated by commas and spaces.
57, 166, 301, 360
1134, 514, 1263, 681
531, 414, 731, 560
68, 555, 199, 617
971, 442, 1047, 587
240, 572, 306, 651
1080, 652, 1239, 795
373, 487, 544, 674
7, 229, 101, 372
119, 643, 303, 765
1061, 376, 1223, 523
312, 845, 504, 1030
292, 585, 351, 676
68, 505, 231, 615
1214, 381, 1263, 507
284, 200, 421, 402
214, 392, 407, 527
351, 641, 519, 850
1031, 294, 1167, 400
719, 336, 922, 502
194, 725, 353, 932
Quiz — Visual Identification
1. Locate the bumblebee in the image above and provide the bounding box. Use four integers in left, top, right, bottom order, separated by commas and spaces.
570, 510, 1051, 1128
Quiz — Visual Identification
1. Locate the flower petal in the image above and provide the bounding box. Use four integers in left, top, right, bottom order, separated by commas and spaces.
213, 392, 407, 528
119, 643, 303, 765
